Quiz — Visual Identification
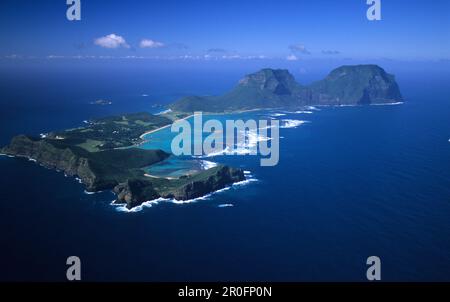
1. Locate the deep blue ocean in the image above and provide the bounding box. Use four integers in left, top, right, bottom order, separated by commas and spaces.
0, 61, 449, 281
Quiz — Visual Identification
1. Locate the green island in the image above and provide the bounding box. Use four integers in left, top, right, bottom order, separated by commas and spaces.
1, 65, 402, 209
0, 112, 244, 209
170, 65, 402, 112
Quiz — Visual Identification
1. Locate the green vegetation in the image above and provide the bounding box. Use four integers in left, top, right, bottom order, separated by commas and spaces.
309, 65, 402, 105
48, 112, 172, 152
169, 65, 402, 113
1, 109, 245, 209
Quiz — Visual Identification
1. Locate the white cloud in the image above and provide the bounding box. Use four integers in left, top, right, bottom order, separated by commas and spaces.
46, 55, 65, 59
289, 44, 311, 55
286, 54, 299, 61
208, 48, 227, 53
322, 50, 341, 55
140, 39, 165, 48
5, 54, 22, 59
94, 34, 130, 49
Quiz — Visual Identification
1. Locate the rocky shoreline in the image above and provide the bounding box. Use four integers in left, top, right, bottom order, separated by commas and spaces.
1, 135, 245, 209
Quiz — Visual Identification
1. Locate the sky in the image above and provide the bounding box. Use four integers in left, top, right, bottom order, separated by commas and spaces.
0, 0, 449, 62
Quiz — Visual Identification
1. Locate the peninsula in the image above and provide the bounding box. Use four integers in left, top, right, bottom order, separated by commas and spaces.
0, 112, 244, 209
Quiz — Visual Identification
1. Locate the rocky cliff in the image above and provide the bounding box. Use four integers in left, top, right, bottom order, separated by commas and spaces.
113, 166, 245, 209
113, 179, 160, 209
160, 165, 245, 200
1, 135, 99, 189
309, 65, 403, 105
2, 135, 246, 209
169, 65, 403, 112
0, 135, 170, 191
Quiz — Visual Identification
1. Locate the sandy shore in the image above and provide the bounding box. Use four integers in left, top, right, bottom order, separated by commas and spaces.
139, 124, 172, 139
139, 113, 196, 139
139, 107, 282, 141
144, 173, 177, 180
138, 108, 280, 144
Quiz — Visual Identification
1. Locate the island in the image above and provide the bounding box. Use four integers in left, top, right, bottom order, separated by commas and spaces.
90, 99, 113, 105
0, 112, 245, 209
1, 65, 402, 210
169, 65, 403, 112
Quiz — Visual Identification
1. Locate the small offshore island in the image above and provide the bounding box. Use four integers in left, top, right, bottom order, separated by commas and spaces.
1, 65, 402, 210
90, 99, 113, 105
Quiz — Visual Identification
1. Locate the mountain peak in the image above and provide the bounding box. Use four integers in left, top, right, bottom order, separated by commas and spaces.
239, 68, 293, 84
238, 68, 299, 96
326, 64, 387, 79
169, 65, 403, 112
311, 64, 402, 105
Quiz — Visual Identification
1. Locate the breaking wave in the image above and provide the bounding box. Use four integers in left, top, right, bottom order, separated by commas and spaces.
200, 160, 218, 170
218, 204, 234, 208
280, 119, 309, 129
156, 109, 172, 115
198, 127, 272, 157
335, 104, 358, 107
114, 198, 163, 213
270, 113, 287, 117
84, 190, 104, 195
371, 102, 404, 106
305, 106, 320, 111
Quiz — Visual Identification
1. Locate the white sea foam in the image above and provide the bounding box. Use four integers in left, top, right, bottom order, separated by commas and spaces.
198, 127, 272, 158
115, 198, 164, 213
258, 124, 275, 131
244, 129, 271, 148
371, 102, 404, 106
280, 119, 309, 129
294, 110, 313, 114
170, 192, 217, 205
28, 158, 37, 162
40, 133, 48, 138
200, 160, 218, 170
85, 189, 105, 195
230, 130, 271, 156
270, 113, 286, 117
335, 104, 358, 107
196, 147, 228, 158
232, 178, 259, 187
305, 106, 320, 111
156, 109, 172, 115
218, 204, 234, 208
